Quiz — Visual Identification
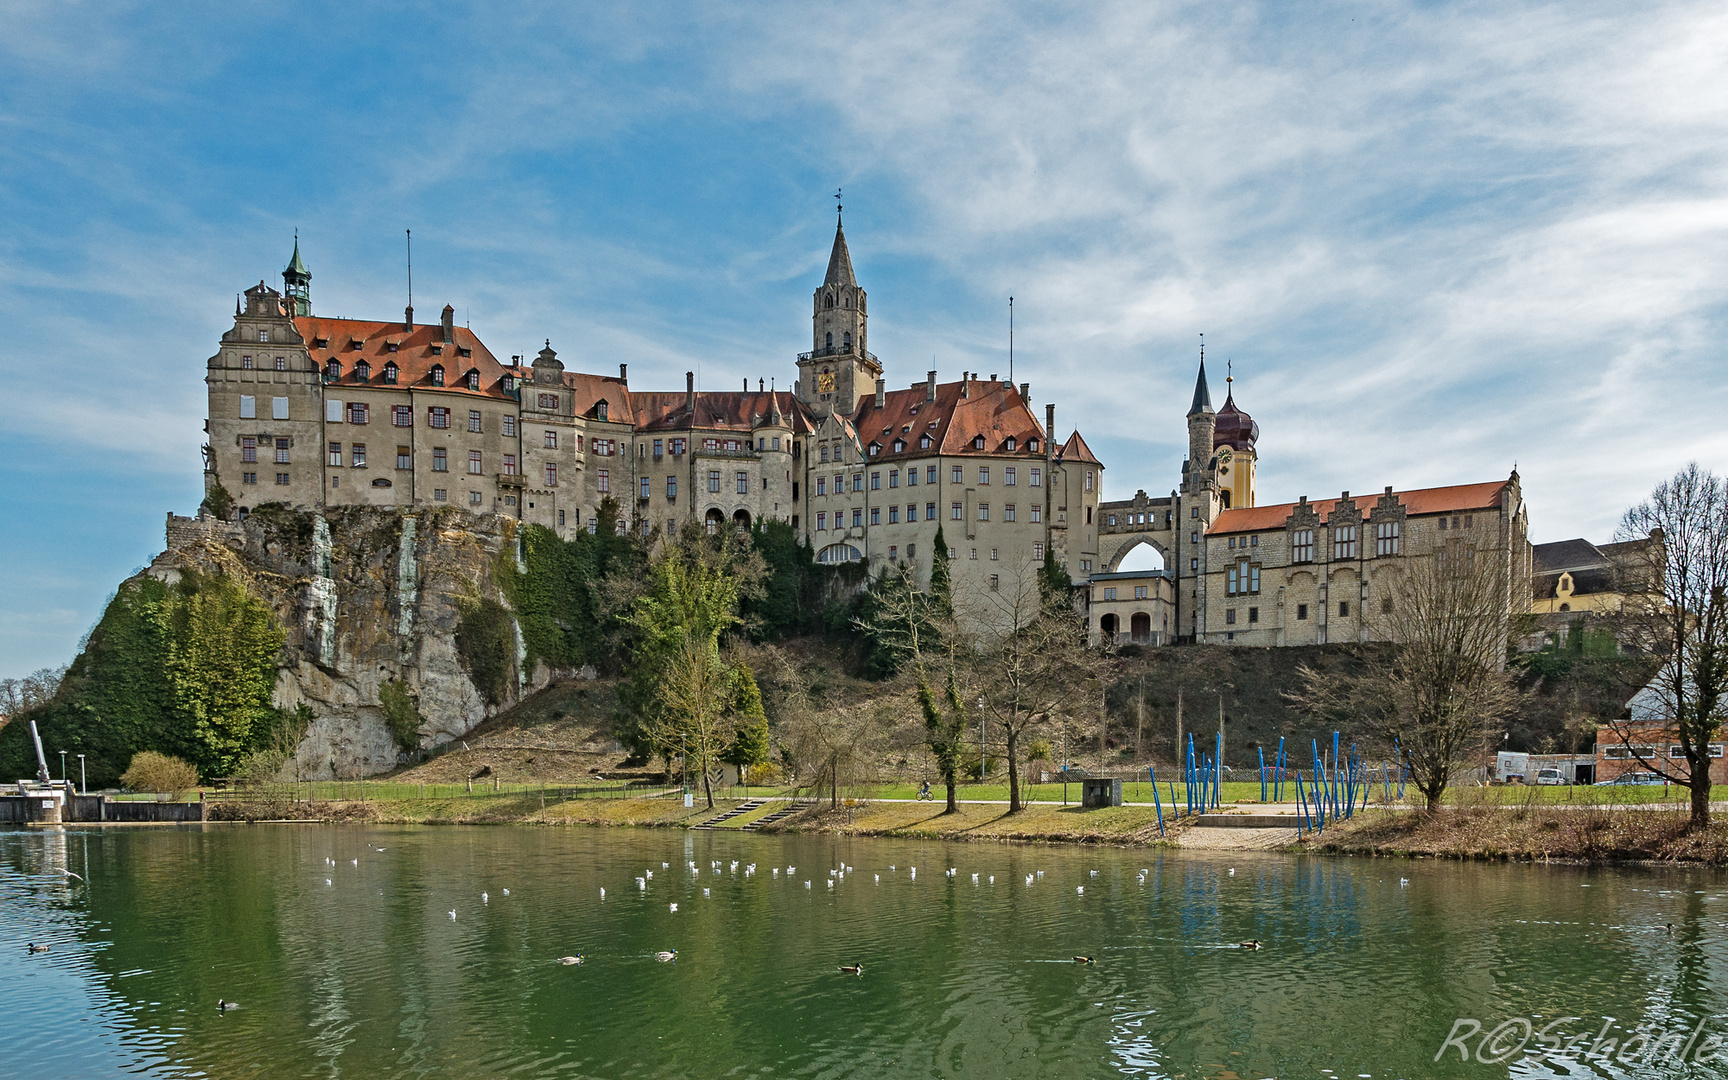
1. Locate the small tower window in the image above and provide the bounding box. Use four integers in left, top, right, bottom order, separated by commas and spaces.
843, 332, 852, 351
826, 332, 833, 349
825, 293, 835, 309
430, 364, 445, 387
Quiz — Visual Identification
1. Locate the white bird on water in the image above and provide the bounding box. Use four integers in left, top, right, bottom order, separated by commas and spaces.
502, 889, 509, 896
1400, 878, 1409, 887
874, 874, 880, 884
325, 879, 332, 886
483, 892, 489, 903
1228, 868, 1236, 877
773, 868, 780, 878
449, 910, 457, 920
669, 903, 678, 913
1090, 870, 1098, 877
662, 862, 669, 869
351, 858, 358, 866
1026, 874, 1034, 886
827, 879, 834, 890
972, 874, 979, 883
804, 881, 812, 889
989, 876, 995, 884
637, 878, 647, 890
703, 888, 710, 897
1077, 886, 1085, 895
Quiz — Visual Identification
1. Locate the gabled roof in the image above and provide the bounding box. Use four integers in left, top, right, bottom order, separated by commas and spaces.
846, 377, 1047, 462
1058, 430, 1101, 466
1533, 539, 1609, 575
297, 316, 513, 400
631, 391, 812, 434
1207, 480, 1513, 536
564, 372, 636, 425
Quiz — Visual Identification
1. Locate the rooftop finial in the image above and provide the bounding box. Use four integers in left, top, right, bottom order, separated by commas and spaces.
1227, 358, 1232, 386
835, 186, 842, 223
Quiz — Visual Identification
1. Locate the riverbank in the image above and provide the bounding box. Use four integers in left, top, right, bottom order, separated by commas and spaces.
201, 791, 1728, 863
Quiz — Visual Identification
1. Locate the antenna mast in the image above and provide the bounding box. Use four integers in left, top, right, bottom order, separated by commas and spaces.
406, 229, 413, 312
1009, 296, 1014, 383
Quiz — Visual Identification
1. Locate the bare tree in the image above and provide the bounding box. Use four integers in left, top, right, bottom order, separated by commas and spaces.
757, 648, 886, 809
0, 666, 66, 718
1605, 463, 1728, 829
864, 561, 970, 812
960, 560, 1105, 813
645, 637, 738, 809
1293, 533, 1521, 812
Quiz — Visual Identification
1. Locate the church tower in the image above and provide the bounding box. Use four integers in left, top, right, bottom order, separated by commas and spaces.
1212, 370, 1259, 510
796, 211, 882, 417
1183, 356, 1216, 494
282, 236, 311, 318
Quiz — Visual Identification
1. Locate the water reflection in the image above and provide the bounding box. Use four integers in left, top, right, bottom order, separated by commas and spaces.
2, 824, 1725, 1079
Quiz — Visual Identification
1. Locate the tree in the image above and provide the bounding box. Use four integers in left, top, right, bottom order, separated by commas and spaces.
962, 561, 1104, 812
647, 636, 738, 808
1605, 463, 1728, 829
863, 560, 970, 812
721, 660, 771, 775
119, 750, 199, 797
0, 666, 66, 717
917, 672, 969, 812
1292, 531, 1521, 812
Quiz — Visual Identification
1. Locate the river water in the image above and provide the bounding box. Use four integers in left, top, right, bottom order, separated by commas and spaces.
3, 823, 1726, 1079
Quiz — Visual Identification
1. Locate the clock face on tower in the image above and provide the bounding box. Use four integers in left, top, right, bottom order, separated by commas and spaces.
817, 371, 835, 393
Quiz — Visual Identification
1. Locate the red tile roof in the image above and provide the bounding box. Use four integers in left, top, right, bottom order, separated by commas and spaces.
1207, 480, 1512, 536
1058, 430, 1101, 466
297, 317, 514, 400
563, 372, 636, 425
631, 391, 812, 434
851, 377, 1048, 461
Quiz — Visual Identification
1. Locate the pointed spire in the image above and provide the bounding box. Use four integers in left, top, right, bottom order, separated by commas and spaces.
1187, 357, 1213, 417
824, 219, 856, 287
284, 233, 309, 279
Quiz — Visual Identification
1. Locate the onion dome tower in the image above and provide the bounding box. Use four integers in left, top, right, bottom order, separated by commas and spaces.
1212, 366, 1258, 509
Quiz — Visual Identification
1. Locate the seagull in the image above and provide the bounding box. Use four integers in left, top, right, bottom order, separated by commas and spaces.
1399, 878, 1409, 887
804, 881, 812, 889
662, 862, 669, 868
827, 880, 834, 889
703, 888, 710, 897
27, 943, 50, 953
599, 888, 606, 899
669, 903, 678, 912
1074, 956, 1095, 964
989, 876, 995, 884
1239, 940, 1263, 950
788, 866, 796, 874
646, 870, 653, 879
449, 910, 457, 920
502, 889, 509, 896
58, 868, 84, 882
773, 868, 779, 878
655, 950, 678, 962
874, 874, 880, 883
557, 955, 584, 965
1077, 886, 1085, 895
972, 874, 979, 883
1026, 874, 1034, 886
351, 858, 358, 866
1090, 870, 1098, 877
326, 879, 332, 886
217, 999, 238, 1011
482, 892, 489, 903
637, 878, 646, 890
839, 963, 863, 975
1228, 868, 1236, 877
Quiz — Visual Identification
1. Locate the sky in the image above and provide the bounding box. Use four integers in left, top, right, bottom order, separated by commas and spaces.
3, 0, 1726, 678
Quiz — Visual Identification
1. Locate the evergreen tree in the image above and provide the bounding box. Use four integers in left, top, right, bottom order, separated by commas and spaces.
917, 669, 968, 812
721, 661, 771, 773
929, 524, 953, 618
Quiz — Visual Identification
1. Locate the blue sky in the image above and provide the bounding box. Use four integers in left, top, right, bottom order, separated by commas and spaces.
4, 1, 1726, 678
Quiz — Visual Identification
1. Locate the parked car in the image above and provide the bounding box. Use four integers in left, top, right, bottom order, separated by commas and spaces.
1594, 771, 1666, 786
1534, 768, 1567, 786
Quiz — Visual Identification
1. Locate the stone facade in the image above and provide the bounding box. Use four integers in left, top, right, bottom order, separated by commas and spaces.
1090, 357, 1533, 647
204, 224, 1102, 631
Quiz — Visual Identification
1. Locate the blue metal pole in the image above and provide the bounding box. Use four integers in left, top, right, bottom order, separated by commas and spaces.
1276, 737, 1285, 802
1259, 746, 1267, 803
1332, 730, 1342, 816
1150, 766, 1164, 835
1214, 731, 1224, 809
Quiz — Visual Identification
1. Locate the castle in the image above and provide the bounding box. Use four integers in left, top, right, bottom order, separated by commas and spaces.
204, 221, 1532, 646
205, 221, 1103, 613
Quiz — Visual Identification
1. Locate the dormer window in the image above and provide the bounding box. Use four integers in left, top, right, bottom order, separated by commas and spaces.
430, 364, 445, 387
457, 346, 472, 358
314, 336, 329, 349
430, 345, 443, 355
501, 374, 515, 392
972, 435, 986, 450
892, 439, 905, 453
1027, 438, 1039, 453
355, 360, 371, 382
868, 443, 880, 457
596, 401, 609, 422
466, 370, 480, 391
350, 338, 364, 350
385, 340, 399, 352
325, 360, 342, 379
1005, 437, 1017, 452
919, 434, 932, 449
382, 362, 398, 384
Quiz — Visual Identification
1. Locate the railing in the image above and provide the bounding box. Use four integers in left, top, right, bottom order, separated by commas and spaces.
796, 345, 879, 363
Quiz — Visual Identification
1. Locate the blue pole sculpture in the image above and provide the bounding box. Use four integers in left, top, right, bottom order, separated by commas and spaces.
1149, 766, 1164, 835
1259, 746, 1267, 802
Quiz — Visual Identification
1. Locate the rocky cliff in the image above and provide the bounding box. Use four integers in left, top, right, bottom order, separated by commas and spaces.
155, 507, 547, 779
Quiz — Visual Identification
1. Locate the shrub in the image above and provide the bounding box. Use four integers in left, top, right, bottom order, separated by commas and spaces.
378, 679, 423, 751
120, 751, 199, 795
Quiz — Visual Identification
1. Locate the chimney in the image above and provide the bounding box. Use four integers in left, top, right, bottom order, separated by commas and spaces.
760, 378, 765, 392
875, 377, 886, 409
1020, 382, 1030, 402
1384, 485, 1393, 495
404, 305, 414, 331
990, 373, 998, 382
1045, 403, 1056, 442
961, 375, 970, 399
441, 304, 454, 344
743, 377, 749, 392
686, 371, 695, 412
619, 363, 627, 382
1342, 491, 1350, 500
926, 370, 937, 402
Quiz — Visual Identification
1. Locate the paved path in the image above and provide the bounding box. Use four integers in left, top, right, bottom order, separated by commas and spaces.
1177, 826, 1301, 850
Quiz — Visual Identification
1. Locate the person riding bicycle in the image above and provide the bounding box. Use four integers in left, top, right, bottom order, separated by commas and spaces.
918, 780, 932, 800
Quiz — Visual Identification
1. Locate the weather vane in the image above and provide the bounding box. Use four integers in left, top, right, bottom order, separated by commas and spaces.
835, 187, 843, 219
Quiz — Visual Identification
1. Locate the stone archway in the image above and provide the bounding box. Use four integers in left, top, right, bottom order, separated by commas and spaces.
1100, 613, 1120, 643
1105, 536, 1170, 573
732, 508, 752, 531
704, 507, 724, 535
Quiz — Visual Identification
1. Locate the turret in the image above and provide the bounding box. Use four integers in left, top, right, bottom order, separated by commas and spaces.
1185, 357, 1216, 490
282, 237, 311, 317
796, 209, 882, 417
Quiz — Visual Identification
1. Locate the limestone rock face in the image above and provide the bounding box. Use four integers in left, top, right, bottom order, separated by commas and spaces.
150, 507, 534, 779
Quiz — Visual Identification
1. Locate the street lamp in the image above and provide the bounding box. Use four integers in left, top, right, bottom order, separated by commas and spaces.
77, 754, 86, 795
59, 750, 67, 784
977, 695, 987, 787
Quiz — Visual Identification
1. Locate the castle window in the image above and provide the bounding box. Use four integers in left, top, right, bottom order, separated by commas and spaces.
1375, 521, 1401, 556
852, 508, 862, 527
1248, 607, 1259, 623
326, 360, 341, 379
242, 472, 256, 484
952, 465, 963, 482
951, 502, 962, 520
990, 548, 998, 561
888, 506, 899, 523
927, 465, 938, 484
871, 507, 881, 525
1033, 541, 1044, 561
1005, 467, 1016, 486
978, 467, 990, 485
543, 430, 557, 449
351, 443, 366, 467
842, 332, 852, 351
275, 357, 286, 371
1339, 601, 1350, 617
989, 574, 999, 590
276, 472, 290, 485
596, 401, 608, 421
239, 395, 256, 419
502, 416, 516, 437
1104, 587, 1116, 601
433, 448, 447, 472
258, 329, 268, 343
708, 470, 721, 493
817, 477, 827, 496
468, 450, 482, 475
972, 435, 986, 450
906, 503, 917, 521
1225, 609, 1236, 625
397, 446, 412, 470
826, 332, 833, 349
1333, 526, 1358, 560
667, 476, 676, 499
871, 471, 881, 490
597, 468, 609, 492
825, 293, 834, 309
502, 375, 515, 392
466, 370, 480, 391
737, 471, 749, 494
1292, 529, 1314, 563
503, 454, 517, 476
1005, 437, 1016, 452
274, 438, 290, 464
468, 410, 482, 433
1135, 585, 1149, 600
241, 437, 257, 463
868, 444, 880, 457
537, 393, 558, 410
1031, 504, 1041, 523
383, 362, 398, 384
272, 397, 289, 420
469, 492, 482, 507
354, 361, 370, 381
328, 442, 342, 467
919, 435, 931, 449
241, 355, 253, 369
1028, 438, 1039, 453
671, 438, 685, 455
817, 512, 827, 531
820, 445, 829, 462
430, 365, 445, 387
545, 463, 557, 486
889, 469, 898, 488
892, 439, 904, 453
927, 501, 936, 519
1005, 504, 1016, 522
1297, 603, 1308, 620
907, 468, 917, 487
428, 407, 449, 429
853, 473, 863, 491
978, 503, 989, 521
1030, 468, 1041, 487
